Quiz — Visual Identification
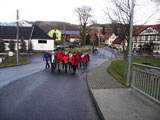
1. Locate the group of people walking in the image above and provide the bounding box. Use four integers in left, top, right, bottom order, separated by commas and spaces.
43, 50, 89, 73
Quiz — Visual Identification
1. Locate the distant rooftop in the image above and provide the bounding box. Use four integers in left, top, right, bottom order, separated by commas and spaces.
61, 30, 80, 35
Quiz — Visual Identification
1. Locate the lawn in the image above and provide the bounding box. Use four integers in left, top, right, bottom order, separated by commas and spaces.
0, 56, 30, 68
107, 58, 160, 86
64, 48, 90, 53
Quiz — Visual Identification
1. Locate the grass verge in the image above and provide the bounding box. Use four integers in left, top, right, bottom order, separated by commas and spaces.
0, 56, 30, 68
107, 58, 160, 86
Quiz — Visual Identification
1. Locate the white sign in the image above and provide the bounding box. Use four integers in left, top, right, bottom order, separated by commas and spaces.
8, 51, 14, 56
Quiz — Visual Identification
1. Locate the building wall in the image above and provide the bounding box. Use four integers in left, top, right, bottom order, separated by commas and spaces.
48, 29, 61, 41
31, 39, 54, 51
132, 27, 160, 53
105, 34, 117, 46
3, 39, 29, 51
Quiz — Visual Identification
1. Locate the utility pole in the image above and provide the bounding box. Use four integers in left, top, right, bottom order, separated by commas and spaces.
126, 0, 135, 86
63, 25, 66, 49
16, 9, 19, 65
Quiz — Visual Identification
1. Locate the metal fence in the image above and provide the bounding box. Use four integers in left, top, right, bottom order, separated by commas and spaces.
131, 63, 160, 104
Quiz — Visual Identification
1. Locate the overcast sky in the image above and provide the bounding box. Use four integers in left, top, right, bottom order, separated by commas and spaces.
0, 0, 159, 25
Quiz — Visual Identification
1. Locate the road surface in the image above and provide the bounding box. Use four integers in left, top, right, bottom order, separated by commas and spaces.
0, 48, 115, 120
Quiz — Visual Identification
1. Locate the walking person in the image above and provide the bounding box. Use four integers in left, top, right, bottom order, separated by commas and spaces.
62, 53, 70, 72
62, 51, 65, 70
43, 50, 51, 69
71, 52, 78, 73
56, 50, 63, 71
51, 51, 57, 72
68, 51, 72, 71
82, 54, 89, 69
76, 51, 82, 69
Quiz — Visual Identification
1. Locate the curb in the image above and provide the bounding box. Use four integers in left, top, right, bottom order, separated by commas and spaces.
85, 72, 105, 120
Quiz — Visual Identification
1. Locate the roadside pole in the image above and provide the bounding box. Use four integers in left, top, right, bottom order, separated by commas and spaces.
63, 25, 66, 49
16, 9, 19, 65
126, 0, 135, 86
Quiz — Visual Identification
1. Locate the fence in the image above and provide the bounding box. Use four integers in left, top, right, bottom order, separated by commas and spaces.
131, 63, 160, 104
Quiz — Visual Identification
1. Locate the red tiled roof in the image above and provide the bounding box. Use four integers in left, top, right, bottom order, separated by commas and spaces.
133, 24, 160, 36
102, 33, 113, 39
112, 37, 123, 44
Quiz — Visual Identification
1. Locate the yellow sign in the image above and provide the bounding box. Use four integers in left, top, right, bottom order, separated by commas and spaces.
48, 29, 61, 41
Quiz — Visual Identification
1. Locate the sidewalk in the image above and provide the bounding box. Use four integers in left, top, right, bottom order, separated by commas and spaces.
87, 60, 160, 120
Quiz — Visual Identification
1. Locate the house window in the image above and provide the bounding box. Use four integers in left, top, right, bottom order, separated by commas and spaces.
5, 41, 9, 43
153, 35, 156, 40
145, 36, 148, 41
146, 28, 153, 33
38, 40, 47, 44
134, 36, 137, 41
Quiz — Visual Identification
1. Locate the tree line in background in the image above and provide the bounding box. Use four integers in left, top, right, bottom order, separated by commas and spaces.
0, 38, 33, 52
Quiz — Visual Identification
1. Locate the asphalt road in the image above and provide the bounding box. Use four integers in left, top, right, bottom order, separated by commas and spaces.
0, 48, 116, 120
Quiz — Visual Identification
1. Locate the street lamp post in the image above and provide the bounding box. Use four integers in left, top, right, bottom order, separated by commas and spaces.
126, 0, 135, 86
16, 9, 19, 65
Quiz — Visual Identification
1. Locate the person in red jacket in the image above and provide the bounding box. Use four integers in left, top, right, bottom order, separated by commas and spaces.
71, 52, 78, 73
76, 51, 82, 69
62, 53, 70, 72
82, 54, 89, 69
56, 50, 63, 71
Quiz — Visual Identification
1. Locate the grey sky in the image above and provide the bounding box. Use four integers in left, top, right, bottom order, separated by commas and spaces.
0, 0, 159, 25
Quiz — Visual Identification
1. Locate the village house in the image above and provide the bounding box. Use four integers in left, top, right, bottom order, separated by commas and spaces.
0, 25, 32, 51
0, 25, 54, 51
112, 37, 127, 50
132, 24, 160, 53
101, 33, 117, 46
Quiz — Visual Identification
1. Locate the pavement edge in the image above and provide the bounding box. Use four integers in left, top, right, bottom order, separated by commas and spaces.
85, 72, 105, 120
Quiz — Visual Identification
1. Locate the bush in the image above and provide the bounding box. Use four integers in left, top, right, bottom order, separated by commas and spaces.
0, 38, 5, 52
8, 40, 15, 51
20, 38, 27, 52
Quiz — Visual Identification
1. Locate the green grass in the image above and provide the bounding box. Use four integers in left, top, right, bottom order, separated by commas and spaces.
64, 48, 89, 53
0, 56, 30, 68
107, 58, 160, 86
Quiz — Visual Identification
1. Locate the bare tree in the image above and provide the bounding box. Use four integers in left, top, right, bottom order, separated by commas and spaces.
106, 0, 160, 79
106, 0, 131, 60
75, 5, 92, 45
106, 0, 160, 59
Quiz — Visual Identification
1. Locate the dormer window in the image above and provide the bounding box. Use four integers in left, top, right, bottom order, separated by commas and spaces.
146, 28, 153, 33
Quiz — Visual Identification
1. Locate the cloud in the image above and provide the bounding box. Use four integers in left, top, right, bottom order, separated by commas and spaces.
151, 0, 160, 4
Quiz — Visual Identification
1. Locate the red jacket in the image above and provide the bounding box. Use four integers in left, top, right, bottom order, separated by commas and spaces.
71, 55, 78, 65
62, 55, 70, 64
82, 55, 88, 63
76, 54, 82, 62
56, 52, 63, 63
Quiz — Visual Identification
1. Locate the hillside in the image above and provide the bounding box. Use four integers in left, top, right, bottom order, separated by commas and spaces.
35, 21, 81, 33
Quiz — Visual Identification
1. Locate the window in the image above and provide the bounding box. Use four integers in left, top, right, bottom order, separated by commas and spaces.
5, 41, 9, 43
146, 28, 153, 33
145, 36, 148, 41
38, 40, 47, 44
134, 36, 137, 41
153, 35, 156, 40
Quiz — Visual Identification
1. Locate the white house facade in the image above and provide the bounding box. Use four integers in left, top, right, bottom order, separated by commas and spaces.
0, 25, 54, 51
31, 39, 54, 51
132, 24, 160, 53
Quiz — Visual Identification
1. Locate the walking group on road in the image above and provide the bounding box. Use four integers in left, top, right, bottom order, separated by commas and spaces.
43, 50, 90, 73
